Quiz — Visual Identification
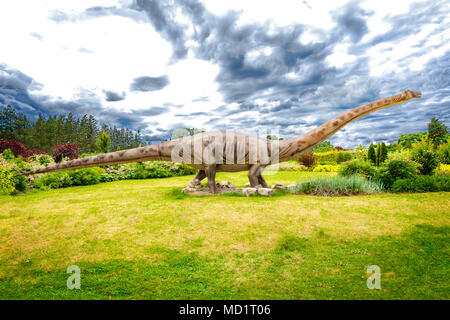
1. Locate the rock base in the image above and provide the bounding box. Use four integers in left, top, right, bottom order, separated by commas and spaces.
182, 180, 296, 196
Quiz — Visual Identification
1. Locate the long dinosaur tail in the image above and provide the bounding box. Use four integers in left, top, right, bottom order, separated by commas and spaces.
16, 143, 172, 176
279, 90, 421, 161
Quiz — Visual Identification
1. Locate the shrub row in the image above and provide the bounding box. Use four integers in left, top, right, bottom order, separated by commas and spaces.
391, 175, 450, 193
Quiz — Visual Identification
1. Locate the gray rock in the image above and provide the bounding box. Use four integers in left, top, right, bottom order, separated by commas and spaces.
242, 188, 258, 197
271, 184, 286, 190
286, 184, 297, 189
258, 188, 275, 196
244, 182, 251, 187
219, 181, 235, 188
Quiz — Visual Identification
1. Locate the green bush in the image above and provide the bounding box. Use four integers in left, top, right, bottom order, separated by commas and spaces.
292, 175, 383, 196
68, 168, 101, 186
411, 141, 438, 175
313, 141, 333, 153
99, 173, 119, 183
391, 175, 450, 193
436, 143, 450, 164
13, 157, 27, 170
335, 151, 353, 164
339, 160, 376, 179
34, 172, 73, 189
0, 168, 15, 194
2, 148, 15, 160
374, 159, 416, 190
13, 175, 27, 192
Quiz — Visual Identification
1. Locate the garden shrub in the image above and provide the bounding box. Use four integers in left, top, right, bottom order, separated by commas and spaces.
0, 168, 15, 194
297, 152, 316, 167
13, 157, 27, 171
411, 141, 438, 175
339, 160, 376, 179
436, 164, 450, 175
313, 141, 333, 153
314, 150, 337, 163
313, 164, 341, 172
373, 159, 416, 190
34, 172, 73, 189
37, 154, 52, 166
68, 168, 101, 186
436, 143, 450, 164
2, 148, 15, 160
13, 174, 27, 192
53, 143, 80, 163
99, 173, 119, 183
391, 175, 450, 193
292, 175, 383, 196
350, 145, 368, 161
335, 151, 353, 164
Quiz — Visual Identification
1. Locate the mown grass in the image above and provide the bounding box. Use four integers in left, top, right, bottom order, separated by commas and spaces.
0, 170, 448, 299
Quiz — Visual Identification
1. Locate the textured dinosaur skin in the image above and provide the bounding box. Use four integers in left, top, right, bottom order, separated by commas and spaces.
19, 90, 421, 193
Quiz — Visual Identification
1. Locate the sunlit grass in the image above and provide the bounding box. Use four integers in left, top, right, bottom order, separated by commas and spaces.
0, 170, 448, 299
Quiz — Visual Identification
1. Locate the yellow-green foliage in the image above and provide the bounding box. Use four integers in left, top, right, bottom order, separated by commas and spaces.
314, 150, 337, 162
313, 164, 341, 172
437, 163, 450, 175
0, 168, 15, 194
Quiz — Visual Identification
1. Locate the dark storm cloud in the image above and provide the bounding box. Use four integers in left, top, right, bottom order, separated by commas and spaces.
0, 65, 170, 131
130, 76, 169, 92
134, 0, 189, 59
332, 2, 373, 42
104, 90, 126, 102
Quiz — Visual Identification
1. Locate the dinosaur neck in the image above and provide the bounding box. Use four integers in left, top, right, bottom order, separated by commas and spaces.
278, 91, 414, 161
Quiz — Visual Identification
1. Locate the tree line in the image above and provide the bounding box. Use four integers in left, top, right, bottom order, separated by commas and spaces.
0, 105, 143, 154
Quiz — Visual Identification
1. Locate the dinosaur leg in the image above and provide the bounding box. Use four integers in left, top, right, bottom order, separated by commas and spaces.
248, 164, 263, 187
205, 165, 217, 194
194, 169, 206, 181
257, 167, 269, 188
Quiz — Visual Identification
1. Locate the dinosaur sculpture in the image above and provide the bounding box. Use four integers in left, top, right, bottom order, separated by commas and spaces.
19, 90, 421, 193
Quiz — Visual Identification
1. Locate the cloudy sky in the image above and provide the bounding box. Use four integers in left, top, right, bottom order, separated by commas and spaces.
0, 0, 449, 147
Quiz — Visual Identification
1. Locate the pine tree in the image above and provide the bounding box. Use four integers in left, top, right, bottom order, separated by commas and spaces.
96, 131, 111, 153
380, 142, 388, 164
368, 142, 376, 164
375, 143, 382, 166
427, 117, 448, 150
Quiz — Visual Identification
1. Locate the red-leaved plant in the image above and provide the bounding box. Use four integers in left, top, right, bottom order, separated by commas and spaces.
297, 152, 316, 167
53, 143, 79, 163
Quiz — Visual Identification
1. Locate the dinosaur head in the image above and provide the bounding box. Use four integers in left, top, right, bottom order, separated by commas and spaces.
402, 90, 422, 99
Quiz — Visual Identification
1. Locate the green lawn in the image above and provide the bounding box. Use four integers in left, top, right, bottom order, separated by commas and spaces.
0, 170, 449, 299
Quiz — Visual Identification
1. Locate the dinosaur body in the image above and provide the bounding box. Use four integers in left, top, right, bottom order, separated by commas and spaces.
19, 90, 421, 193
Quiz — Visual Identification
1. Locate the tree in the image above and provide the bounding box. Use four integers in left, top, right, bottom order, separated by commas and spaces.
427, 117, 448, 150
375, 143, 381, 166
368, 142, 376, 164
313, 141, 333, 152
398, 132, 426, 148
266, 135, 284, 140
96, 131, 111, 153
379, 142, 388, 164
